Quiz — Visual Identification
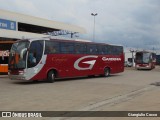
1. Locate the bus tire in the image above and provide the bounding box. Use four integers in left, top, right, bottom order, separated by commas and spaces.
47, 71, 55, 83
104, 68, 110, 77
88, 75, 95, 78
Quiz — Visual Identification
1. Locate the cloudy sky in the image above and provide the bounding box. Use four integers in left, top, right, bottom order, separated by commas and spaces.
0, 0, 160, 50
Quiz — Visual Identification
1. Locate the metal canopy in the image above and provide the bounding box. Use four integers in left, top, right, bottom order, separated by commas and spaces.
0, 9, 86, 34
0, 29, 49, 39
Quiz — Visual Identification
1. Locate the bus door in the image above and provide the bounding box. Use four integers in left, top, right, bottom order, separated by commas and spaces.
26, 40, 45, 80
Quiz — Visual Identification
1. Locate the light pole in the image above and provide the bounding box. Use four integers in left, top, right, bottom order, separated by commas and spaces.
130, 49, 135, 67
91, 13, 98, 41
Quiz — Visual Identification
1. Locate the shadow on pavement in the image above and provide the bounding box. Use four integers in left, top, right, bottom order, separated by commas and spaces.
11, 74, 122, 85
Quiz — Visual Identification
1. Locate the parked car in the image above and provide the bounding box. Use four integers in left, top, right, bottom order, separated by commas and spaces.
124, 61, 133, 67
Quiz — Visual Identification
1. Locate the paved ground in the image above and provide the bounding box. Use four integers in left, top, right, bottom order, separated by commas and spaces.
0, 66, 160, 120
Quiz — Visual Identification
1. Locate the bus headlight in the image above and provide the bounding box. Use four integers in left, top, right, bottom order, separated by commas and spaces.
19, 70, 25, 75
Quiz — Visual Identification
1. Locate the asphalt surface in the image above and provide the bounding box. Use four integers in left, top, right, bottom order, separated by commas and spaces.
0, 66, 160, 120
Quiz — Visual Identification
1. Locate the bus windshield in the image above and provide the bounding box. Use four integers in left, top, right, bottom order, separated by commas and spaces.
143, 53, 150, 63
136, 53, 150, 64
9, 41, 29, 70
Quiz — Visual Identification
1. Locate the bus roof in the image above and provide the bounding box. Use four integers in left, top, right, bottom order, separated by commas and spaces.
20, 36, 123, 47
136, 50, 155, 53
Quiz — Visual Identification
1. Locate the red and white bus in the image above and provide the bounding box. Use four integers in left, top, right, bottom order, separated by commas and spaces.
135, 51, 156, 70
8, 37, 124, 82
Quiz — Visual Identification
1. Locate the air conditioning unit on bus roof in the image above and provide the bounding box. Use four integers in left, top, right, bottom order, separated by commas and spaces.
48, 36, 72, 40
44, 36, 92, 42
109, 43, 123, 47
75, 39, 91, 42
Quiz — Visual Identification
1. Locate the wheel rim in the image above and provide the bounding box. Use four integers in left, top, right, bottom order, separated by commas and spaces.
51, 73, 55, 80
105, 68, 109, 76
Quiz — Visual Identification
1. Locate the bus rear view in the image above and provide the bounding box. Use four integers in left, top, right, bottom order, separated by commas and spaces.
135, 51, 156, 70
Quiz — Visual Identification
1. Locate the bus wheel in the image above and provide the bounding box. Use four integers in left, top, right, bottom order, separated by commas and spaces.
47, 71, 55, 83
104, 68, 110, 77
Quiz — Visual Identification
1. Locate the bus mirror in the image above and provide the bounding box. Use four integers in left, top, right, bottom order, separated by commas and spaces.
20, 48, 27, 59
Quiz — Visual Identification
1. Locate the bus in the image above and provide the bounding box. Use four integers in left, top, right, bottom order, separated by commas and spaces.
0, 50, 9, 74
135, 51, 156, 70
156, 55, 160, 65
8, 37, 124, 82
0, 41, 14, 74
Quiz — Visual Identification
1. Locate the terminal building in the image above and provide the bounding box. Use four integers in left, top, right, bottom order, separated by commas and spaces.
0, 9, 86, 74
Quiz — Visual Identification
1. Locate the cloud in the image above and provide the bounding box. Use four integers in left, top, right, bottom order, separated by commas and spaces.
0, 0, 160, 50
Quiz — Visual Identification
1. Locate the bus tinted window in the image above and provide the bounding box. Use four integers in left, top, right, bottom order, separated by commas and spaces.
45, 41, 60, 54
98, 45, 108, 55
114, 46, 123, 55
98, 45, 105, 55
28, 40, 44, 68
104, 45, 112, 55
60, 42, 74, 54
117, 46, 123, 54
110, 46, 123, 55
75, 43, 87, 54
44, 40, 123, 55
87, 44, 98, 54
99, 45, 105, 55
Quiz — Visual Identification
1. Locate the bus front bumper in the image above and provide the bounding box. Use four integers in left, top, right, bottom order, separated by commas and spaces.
136, 65, 151, 70
8, 74, 28, 81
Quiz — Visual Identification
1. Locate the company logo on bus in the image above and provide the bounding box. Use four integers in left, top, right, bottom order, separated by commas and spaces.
0, 50, 9, 57
102, 57, 121, 61
74, 56, 98, 70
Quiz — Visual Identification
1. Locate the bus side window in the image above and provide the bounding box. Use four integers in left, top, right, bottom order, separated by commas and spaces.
60, 42, 74, 54
28, 41, 44, 68
98, 45, 106, 55
75, 43, 87, 54
45, 41, 60, 54
112, 46, 118, 55
87, 44, 98, 55
117, 46, 123, 55
102, 45, 109, 55
107, 45, 113, 55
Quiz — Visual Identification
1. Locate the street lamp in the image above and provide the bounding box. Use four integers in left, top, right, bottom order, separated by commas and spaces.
91, 13, 98, 41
